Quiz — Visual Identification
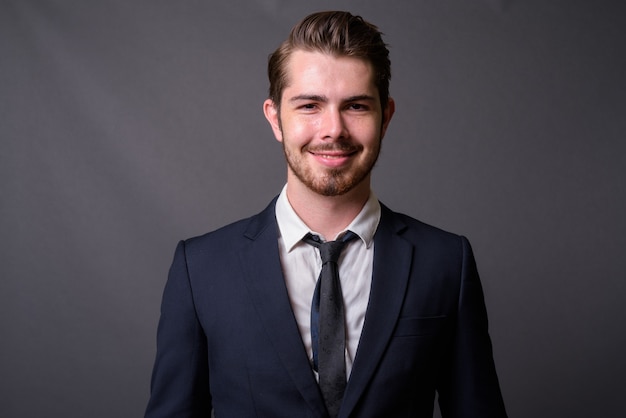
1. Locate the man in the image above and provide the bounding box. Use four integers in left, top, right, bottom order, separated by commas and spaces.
145, 11, 507, 418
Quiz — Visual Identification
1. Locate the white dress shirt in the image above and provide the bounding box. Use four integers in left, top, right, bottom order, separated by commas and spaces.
275, 185, 380, 378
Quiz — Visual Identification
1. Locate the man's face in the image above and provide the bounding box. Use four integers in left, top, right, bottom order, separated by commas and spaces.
264, 50, 394, 197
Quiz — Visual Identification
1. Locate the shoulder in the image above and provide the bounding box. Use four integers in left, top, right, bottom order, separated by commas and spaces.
181, 197, 278, 255
379, 202, 471, 255
381, 203, 462, 240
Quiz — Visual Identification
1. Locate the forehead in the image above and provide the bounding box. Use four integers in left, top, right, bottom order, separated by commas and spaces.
282, 49, 377, 96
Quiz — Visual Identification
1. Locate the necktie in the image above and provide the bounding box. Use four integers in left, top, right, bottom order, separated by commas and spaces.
303, 231, 357, 417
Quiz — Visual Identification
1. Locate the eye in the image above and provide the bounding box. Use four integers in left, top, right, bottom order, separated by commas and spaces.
347, 103, 369, 111
298, 103, 318, 111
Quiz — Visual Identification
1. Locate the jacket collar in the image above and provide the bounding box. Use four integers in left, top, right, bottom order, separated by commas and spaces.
339, 203, 413, 417
240, 198, 329, 417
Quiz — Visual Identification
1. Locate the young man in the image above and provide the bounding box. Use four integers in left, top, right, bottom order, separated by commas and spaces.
145, 11, 507, 418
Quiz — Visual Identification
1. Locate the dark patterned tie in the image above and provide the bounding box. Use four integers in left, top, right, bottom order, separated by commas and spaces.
303, 231, 357, 417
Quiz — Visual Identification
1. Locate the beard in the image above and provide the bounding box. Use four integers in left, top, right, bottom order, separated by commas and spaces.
281, 139, 381, 197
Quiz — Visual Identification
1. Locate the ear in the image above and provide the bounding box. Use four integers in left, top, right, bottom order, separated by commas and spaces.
263, 99, 283, 142
380, 97, 395, 140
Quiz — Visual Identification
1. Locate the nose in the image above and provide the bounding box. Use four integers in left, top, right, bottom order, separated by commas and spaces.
320, 108, 347, 140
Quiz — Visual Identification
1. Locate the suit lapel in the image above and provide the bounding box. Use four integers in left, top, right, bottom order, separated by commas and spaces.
238, 199, 328, 417
340, 205, 413, 417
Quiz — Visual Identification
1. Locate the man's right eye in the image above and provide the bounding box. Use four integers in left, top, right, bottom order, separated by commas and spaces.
300, 103, 317, 110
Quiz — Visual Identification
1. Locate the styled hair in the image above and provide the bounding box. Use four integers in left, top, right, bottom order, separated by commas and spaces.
267, 11, 391, 110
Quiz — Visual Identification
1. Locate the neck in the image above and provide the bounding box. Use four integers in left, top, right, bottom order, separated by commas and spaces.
286, 177, 371, 240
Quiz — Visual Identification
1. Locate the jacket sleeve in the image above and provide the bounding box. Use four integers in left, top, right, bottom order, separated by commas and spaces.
145, 240, 212, 418
438, 236, 508, 417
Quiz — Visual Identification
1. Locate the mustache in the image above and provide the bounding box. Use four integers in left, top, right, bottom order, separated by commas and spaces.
304, 143, 360, 153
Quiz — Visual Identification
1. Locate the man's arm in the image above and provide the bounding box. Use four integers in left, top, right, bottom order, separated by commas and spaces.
438, 236, 507, 417
145, 240, 212, 418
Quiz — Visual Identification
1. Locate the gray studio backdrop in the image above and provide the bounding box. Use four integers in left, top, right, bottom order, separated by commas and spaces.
2, 1, 625, 417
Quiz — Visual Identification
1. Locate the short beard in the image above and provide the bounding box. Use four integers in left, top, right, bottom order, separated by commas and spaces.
281, 140, 380, 197
277, 114, 382, 197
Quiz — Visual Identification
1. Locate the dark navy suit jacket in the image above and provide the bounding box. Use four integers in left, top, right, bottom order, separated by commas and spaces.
145, 199, 507, 417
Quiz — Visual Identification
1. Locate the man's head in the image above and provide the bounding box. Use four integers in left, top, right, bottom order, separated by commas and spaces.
263, 11, 394, 199
267, 11, 391, 111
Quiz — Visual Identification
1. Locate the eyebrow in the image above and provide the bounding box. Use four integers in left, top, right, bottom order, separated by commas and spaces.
289, 94, 327, 103
288, 94, 377, 103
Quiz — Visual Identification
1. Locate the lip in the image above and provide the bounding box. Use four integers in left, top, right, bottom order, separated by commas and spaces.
309, 149, 357, 168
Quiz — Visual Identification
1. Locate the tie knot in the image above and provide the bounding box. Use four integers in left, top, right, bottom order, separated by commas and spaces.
303, 231, 357, 264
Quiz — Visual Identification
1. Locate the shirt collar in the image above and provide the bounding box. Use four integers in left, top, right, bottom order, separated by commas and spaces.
275, 184, 381, 252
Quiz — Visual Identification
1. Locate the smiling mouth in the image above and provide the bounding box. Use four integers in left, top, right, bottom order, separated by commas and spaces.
307, 148, 358, 169
306, 144, 359, 159
310, 150, 357, 159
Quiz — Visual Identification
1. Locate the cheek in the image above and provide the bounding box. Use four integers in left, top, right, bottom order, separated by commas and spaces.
283, 118, 315, 143
354, 120, 383, 145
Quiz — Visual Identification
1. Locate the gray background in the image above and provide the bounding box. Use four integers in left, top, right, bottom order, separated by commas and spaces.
2, 0, 625, 417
